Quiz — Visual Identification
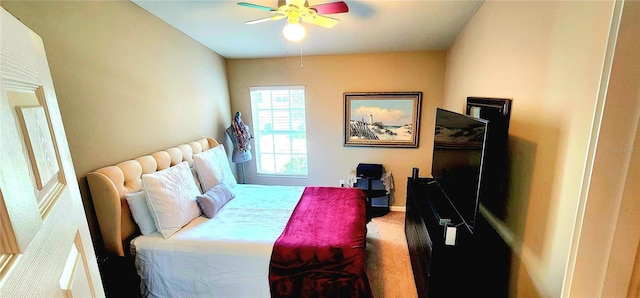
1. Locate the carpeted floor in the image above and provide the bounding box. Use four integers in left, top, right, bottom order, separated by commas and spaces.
365, 211, 418, 298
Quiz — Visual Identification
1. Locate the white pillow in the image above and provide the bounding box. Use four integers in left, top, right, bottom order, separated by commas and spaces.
124, 191, 157, 235
191, 165, 204, 194
142, 161, 202, 238
193, 144, 238, 192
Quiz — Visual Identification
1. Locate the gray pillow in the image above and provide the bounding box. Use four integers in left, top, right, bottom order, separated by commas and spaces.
196, 182, 235, 218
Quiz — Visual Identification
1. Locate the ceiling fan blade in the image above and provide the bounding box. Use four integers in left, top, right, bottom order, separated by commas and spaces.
309, 1, 348, 14
301, 14, 339, 28
244, 17, 273, 24
245, 14, 286, 24
237, 2, 276, 11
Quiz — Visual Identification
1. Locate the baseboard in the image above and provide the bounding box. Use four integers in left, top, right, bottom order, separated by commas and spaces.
390, 205, 406, 212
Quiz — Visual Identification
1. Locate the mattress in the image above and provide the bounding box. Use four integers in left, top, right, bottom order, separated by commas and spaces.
131, 184, 305, 298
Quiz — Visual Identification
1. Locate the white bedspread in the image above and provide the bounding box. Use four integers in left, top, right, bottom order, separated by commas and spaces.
131, 184, 305, 298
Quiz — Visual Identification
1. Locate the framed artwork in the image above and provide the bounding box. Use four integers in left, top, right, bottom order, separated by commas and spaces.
344, 92, 422, 148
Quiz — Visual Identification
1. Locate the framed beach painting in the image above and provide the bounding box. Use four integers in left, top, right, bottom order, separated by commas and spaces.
344, 92, 422, 148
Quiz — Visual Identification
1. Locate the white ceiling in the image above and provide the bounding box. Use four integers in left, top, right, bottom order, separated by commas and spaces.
132, 0, 485, 59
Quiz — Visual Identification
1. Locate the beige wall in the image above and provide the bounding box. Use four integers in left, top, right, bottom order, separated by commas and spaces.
443, 1, 629, 297
226, 52, 446, 207
1, 1, 231, 252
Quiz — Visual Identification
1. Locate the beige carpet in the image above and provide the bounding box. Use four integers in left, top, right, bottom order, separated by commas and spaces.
365, 211, 418, 298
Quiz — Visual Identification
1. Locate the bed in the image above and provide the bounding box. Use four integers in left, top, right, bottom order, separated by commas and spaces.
87, 138, 371, 298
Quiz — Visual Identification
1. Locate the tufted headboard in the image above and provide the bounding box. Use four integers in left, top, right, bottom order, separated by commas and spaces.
87, 138, 219, 256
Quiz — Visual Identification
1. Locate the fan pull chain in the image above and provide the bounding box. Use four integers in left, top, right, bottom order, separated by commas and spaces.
299, 41, 304, 68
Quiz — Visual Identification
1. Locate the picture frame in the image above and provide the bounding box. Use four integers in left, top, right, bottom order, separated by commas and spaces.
344, 92, 422, 148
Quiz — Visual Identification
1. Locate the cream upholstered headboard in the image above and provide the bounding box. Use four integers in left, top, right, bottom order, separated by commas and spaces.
87, 138, 219, 256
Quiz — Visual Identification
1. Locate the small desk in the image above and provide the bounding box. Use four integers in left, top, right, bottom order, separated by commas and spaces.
355, 173, 393, 218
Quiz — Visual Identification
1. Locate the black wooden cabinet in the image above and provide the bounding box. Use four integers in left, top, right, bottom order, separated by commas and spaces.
466, 97, 512, 220
405, 177, 509, 297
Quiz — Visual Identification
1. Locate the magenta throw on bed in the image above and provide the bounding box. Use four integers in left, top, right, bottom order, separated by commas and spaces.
269, 186, 372, 298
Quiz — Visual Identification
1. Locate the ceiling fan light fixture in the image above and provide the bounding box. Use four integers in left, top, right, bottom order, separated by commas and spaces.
282, 22, 306, 42
239, 1, 348, 42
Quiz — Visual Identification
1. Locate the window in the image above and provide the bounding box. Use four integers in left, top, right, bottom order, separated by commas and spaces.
249, 86, 308, 176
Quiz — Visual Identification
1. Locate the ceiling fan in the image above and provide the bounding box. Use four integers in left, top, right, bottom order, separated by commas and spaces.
237, 0, 349, 42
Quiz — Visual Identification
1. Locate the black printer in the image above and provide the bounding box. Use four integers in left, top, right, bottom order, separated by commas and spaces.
356, 163, 383, 180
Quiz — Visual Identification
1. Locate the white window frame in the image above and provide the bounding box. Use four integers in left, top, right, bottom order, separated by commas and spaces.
249, 86, 308, 177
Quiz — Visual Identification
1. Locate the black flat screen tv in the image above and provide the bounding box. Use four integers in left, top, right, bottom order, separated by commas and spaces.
431, 108, 488, 233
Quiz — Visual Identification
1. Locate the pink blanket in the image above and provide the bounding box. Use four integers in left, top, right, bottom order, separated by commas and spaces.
269, 187, 371, 298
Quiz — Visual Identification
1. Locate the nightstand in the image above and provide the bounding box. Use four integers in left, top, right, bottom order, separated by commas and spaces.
97, 255, 140, 297
355, 177, 390, 218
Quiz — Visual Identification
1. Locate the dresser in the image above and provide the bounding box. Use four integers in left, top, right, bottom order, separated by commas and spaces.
405, 177, 510, 297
